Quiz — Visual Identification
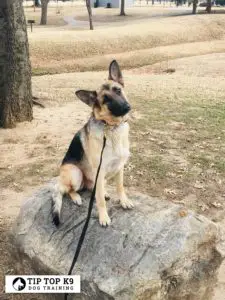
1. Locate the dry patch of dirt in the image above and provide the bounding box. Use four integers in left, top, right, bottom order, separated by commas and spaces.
32, 39, 225, 75
132, 52, 225, 77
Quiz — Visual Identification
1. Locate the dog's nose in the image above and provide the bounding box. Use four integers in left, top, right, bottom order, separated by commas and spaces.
123, 103, 131, 114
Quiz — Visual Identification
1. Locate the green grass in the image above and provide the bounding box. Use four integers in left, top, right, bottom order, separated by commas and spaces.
121, 75, 225, 205
190, 154, 225, 174
32, 68, 52, 76
214, 159, 225, 173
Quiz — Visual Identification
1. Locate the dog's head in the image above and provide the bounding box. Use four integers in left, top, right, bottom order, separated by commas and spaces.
75, 60, 131, 126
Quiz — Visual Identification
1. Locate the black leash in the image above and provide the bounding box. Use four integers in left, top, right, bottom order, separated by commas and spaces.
64, 135, 106, 300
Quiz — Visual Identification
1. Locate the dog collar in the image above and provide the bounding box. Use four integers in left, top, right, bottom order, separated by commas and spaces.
91, 113, 128, 129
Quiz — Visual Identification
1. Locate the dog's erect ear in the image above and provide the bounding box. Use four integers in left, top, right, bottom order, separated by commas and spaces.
108, 60, 124, 87
75, 90, 98, 107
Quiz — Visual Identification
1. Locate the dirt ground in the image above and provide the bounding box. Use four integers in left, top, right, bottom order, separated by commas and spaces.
1, 3, 225, 299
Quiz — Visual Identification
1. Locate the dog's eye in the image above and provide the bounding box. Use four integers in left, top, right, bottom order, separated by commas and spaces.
113, 87, 121, 95
103, 95, 111, 104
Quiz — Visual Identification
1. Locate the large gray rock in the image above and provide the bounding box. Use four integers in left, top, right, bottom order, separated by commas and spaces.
11, 182, 223, 300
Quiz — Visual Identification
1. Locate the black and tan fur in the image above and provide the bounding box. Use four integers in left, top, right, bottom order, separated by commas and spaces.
52, 60, 133, 227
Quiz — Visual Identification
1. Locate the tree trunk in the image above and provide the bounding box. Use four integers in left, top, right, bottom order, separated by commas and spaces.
0, 0, 32, 128
206, 0, 212, 13
192, 0, 198, 13
120, 0, 126, 16
40, 0, 49, 25
86, 0, 94, 30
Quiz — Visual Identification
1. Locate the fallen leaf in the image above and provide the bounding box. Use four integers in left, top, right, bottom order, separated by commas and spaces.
172, 200, 185, 205
179, 210, 188, 217
194, 181, 204, 189
198, 203, 209, 212
211, 202, 223, 208
164, 188, 177, 196
137, 170, 144, 175
140, 131, 151, 136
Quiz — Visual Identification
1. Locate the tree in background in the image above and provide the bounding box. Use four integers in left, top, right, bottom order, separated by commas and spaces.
86, 0, 94, 30
120, 0, 126, 16
192, 0, 198, 13
40, 0, 50, 25
206, 0, 212, 13
0, 0, 32, 128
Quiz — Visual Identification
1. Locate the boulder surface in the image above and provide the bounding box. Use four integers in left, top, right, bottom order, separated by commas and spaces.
11, 182, 223, 300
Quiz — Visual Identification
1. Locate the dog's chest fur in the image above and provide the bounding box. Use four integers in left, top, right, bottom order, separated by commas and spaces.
102, 123, 130, 177
82, 118, 130, 180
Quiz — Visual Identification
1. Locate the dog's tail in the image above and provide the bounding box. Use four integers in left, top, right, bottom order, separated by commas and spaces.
52, 183, 63, 226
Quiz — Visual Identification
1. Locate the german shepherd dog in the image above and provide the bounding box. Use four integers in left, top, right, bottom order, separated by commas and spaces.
52, 60, 133, 227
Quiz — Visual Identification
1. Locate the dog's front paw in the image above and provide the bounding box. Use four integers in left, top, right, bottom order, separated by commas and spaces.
99, 210, 111, 227
120, 194, 134, 209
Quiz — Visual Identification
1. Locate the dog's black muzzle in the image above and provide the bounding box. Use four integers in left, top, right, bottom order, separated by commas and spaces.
108, 101, 131, 117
